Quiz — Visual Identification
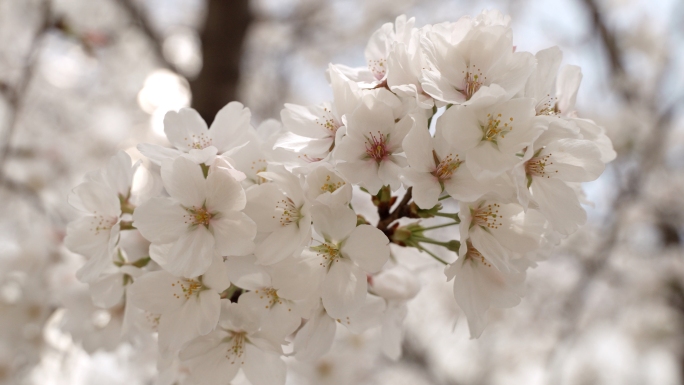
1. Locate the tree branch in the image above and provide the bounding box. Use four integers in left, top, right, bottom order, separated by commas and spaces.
0, 0, 52, 188
116, 0, 181, 74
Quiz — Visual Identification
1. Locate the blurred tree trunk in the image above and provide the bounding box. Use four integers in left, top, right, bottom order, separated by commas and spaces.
191, 0, 252, 125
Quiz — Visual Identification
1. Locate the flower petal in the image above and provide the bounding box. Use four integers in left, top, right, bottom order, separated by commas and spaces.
243, 344, 286, 385
321, 259, 367, 319
132, 197, 188, 244
342, 225, 389, 273
294, 306, 336, 361
164, 108, 209, 152
161, 157, 206, 207
211, 212, 256, 257
209, 101, 252, 153
165, 226, 216, 278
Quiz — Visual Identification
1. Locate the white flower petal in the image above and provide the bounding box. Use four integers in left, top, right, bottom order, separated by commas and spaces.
321, 259, 367, 319
225, 255, 271, 290
137, 143, 183, 165
294, 306, 336, 361
531, 177, 586, 235
132, 197, 188, 244
202, 256, 231, 292
166, 226, 216, 278
243, 343, 286, 385
311, 204, 356, 242
127, 270, 185, 314
254, 224, 301, 265
164, 108, 209, 152
342, 225, 389, 273
211, 212, 257, 257
161, 157, 206, 207
210, 101, 252, 153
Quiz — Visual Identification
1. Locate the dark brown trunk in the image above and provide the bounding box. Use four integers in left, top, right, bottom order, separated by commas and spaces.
191, 0, 252, 125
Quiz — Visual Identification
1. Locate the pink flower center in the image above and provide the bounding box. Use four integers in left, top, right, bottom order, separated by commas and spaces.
171, 279, 203, 300
368, 58, 387, 80
525, 153, 555, 178
184, 206, 213, 227
471, 202, 502, 230
464, 241, 491, 267
481, 113, 514, 143
365, 131, 390, 163
461, 64, 486, 100
433, 153, 462, 181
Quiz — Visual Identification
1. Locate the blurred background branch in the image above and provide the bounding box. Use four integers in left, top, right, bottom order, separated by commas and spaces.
0, 0, 683, 384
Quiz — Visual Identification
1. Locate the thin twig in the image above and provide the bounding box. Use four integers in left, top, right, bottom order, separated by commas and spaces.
117, 0, 181, 74
0, 0, 52, 172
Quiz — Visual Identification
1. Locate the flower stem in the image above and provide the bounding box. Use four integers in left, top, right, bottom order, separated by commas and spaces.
433, 212, 460, 222
438, 194, 451, 201
427, 105, 438, 129
420, 222, 460, 231
416, 244, 448, 265
120, 221, 136, 230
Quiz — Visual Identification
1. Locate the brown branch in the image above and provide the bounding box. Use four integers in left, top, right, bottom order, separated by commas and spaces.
376, 187, 413, 237
116, 0, 181, 74
581, 0, 634, 102
546, 1, 681, 380
189, 0, 252, 124
0, 0, 51, 183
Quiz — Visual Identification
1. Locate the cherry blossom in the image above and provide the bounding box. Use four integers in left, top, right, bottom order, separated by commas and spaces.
133, 156, 256, 278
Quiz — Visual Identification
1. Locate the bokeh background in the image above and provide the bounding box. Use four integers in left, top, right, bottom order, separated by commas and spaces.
1, 0, 684, 384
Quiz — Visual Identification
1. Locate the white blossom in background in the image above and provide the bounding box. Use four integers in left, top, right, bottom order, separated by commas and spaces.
65, 151, 139, 283
60, 9, 617, 384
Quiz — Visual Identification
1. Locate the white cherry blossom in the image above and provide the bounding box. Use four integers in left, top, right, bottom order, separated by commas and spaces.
294, 295, 386, 361
458, 195, 540, 274
180, 301, 286, 385
133, 157, 256, 278
243, 165, 311, 265
421, 21, 535, 105
225, 255, 318, 342
303, 163, 352, 207
137, 102, 252, 165
335, 92, 419, 193
440, 98, 542, 180
310, 205, 389, 318
402, 114, 496, 209
127, 256, 230, 352
275, 65, 360, 164
513, 122, 604, 235
445, 240, 527, 338
65, 151, 139, 283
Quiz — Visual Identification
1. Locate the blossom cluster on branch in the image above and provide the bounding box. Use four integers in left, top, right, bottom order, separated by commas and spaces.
65, 9, 615, 385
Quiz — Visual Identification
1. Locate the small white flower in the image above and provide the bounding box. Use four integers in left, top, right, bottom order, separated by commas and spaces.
304, 163, 353, 207
65, 151, 139, 283
224, 255, 318, 342
243, 165, 312, 265
137, 102, 252, 165
127, 256, 230, 352
133, 157, 256, 278
440, 98, 542, 180
421, 16, 535, 105
294, 295, 386, 361
180, 301, 286, 385
445, 240, 526, 338
513, 123, 604, 235
275, 66, 361, 164
402, 116, 496, 209
335, 93, 418, 193
310, 205, 389, 318
459, 196, 540, 274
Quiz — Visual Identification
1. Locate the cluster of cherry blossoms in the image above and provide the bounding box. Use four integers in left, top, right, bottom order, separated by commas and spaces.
64, 9, 615, 385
